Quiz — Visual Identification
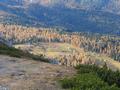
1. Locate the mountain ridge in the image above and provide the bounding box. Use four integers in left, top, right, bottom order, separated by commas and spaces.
0, 0, 120, 35
1, 0, 120, 14
22, 0, 120, 14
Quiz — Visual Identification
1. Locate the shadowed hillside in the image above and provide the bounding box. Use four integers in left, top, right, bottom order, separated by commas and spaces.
0, 0, 120, 34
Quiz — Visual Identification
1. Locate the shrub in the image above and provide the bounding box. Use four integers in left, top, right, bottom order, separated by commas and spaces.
0, 44, 49, 62
60, 64, 120, 90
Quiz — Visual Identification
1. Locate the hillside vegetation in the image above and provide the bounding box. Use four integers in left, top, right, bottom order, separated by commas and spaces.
0, 24, 120, 71
60, 64, 120, 90
0, 44, 49, 62
0, 24, 119, 62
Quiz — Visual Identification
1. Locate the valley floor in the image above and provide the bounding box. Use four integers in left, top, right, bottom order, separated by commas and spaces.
14, 43, 120, 71
0, 55, 75, 90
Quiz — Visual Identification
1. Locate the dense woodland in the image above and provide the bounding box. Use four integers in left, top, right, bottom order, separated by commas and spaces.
0, 24, 120, 62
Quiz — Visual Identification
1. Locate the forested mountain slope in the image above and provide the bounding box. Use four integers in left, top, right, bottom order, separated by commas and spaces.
0, 0, 120, 34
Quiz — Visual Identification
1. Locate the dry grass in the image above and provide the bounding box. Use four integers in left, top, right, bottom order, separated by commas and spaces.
14, 43, 120, 71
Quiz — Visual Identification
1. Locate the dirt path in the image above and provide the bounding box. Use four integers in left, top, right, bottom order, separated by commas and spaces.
0, 55, 76, 90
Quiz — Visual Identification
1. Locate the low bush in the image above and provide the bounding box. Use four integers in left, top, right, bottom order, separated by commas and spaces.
0, 44, 49, 62
59, 64, 120, 90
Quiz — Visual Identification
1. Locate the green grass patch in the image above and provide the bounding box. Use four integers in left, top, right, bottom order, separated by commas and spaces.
59, 64, 120, 90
